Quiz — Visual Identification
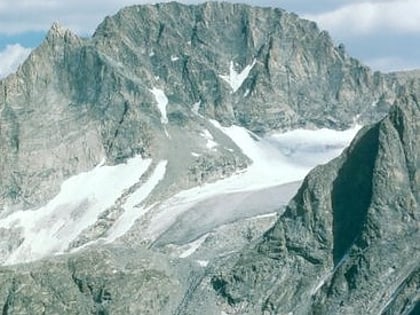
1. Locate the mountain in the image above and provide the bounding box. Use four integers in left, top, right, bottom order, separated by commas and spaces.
205, 88, 419, 314
0, 2, 418, 314
0, 2, 398, 212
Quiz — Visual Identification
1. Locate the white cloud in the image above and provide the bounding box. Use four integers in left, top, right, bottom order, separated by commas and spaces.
366, 56, 420, 73
0, 0, 179, 35
0, 0, 419, 74
304, 0, 420, 36
0, 0, 418, 37
0, 44, 32, 79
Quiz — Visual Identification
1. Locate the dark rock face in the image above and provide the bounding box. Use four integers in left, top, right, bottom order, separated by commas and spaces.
210, 91, 419, 314
0, 2, 399, 211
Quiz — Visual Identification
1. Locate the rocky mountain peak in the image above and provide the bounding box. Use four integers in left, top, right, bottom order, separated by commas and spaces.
0, 2, 419, 315
0, 1, 401, 211
47, 21, 67, 37
45, 22, 79, 45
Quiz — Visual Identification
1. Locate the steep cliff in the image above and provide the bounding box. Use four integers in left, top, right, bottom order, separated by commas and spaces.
209, 88, 419, 315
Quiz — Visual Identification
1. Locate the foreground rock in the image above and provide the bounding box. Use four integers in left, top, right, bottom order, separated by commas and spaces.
0, 86, 417, 315
207, 90, 419, 314
0, 245, 192, 315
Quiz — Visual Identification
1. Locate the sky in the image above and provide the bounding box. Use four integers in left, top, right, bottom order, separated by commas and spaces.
0, 0, 419, 78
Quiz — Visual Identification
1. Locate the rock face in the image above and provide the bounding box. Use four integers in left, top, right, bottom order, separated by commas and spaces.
0, 245, 190, 315
0, 87, 417, 315
0, 2, 418, 315
0, 2, 399, 211
208, 89, 419, 314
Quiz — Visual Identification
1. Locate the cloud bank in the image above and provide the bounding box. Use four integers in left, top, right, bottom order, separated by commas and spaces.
0, 44, 32, 79
0, 0, 280, 35
304, 0, 420, 36
0, 1, 419, 73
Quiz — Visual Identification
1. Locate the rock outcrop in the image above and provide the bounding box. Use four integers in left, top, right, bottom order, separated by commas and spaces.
209, 89, 419, 314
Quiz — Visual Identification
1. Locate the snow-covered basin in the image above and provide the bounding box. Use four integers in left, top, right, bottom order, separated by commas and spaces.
0, 156, 153, 265
0, 120, 361, 265
144, 121, 362, 244
154, 181, 301, 247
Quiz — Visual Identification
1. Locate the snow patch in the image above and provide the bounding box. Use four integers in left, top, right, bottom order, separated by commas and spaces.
196, 260, 209, 267
201, 129, 218, 150
150, 87, 169, 124
104, 161, 168, 243
164, 126, 170, 138
192, 101, 201, 115
179, 233, 209, 258
266, 125, 362, 168
246, 212, 277, 221
220, 59, 256, 93
171, 55, 179, 61
0, 156, 151, 265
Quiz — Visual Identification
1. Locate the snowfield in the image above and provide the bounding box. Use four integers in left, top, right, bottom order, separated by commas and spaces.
142, 121, 361, 243
0, 156, 152, 265
104, 161, 168, 243
0, 119, 361, 265
220, 59, 256, 93
150, 87, 169, 124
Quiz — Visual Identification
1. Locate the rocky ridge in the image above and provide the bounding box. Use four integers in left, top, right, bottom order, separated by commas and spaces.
0, 2, 418, 314
204, 88, 419, 314
0, 81, 417, 315
0, 1, 400, 211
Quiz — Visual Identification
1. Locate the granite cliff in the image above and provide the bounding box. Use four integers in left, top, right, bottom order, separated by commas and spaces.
206, 88, 419, 315
0, 2, 418, 315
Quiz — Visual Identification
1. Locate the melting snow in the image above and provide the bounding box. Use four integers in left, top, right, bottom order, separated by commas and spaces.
0, 156, 151, 265
104, 161, 168, 243
192, 101, 201, 115
142, 121, 360, 241
266, 125, 362, 168
150, 87, 169, 124
164, 126, 170, 138
196, 260, 209, 267
220, 59, 256, 93
179, 233, 209, 258
201, 129, 218, 150
245, 212, 277, 221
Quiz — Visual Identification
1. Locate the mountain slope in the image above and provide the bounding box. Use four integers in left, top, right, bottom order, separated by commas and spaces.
0, 1, 397, 266
0, 2, 398, 212
0, 81, 417, 315
0, 2, 418, 314
207, 89, 419, 314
